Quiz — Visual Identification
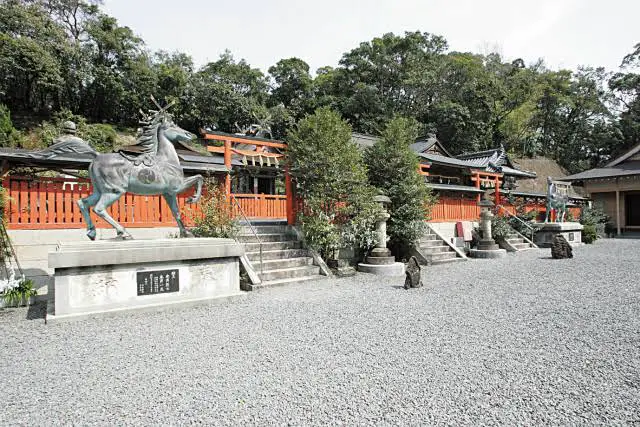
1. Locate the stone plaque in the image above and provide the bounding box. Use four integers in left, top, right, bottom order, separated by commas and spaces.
137, 269, 179, 296
568, 232, 575, 241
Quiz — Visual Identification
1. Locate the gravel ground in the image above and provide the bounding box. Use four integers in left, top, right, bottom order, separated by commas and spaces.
1, 239, 640, 425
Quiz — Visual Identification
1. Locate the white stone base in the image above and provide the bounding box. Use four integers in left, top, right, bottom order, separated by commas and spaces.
469, 248, 507, 259
47, 238, 243, 320
8, 227, 180, 298
357, 262, 405, 276
533, 222, 584, 248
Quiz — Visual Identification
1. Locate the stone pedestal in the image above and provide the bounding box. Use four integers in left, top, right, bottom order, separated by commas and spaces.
469, 200, 506, 259
47, 238, 244, 321
533, 222, 584, 248
327, 258, 356, 277
358, 246, 405, 276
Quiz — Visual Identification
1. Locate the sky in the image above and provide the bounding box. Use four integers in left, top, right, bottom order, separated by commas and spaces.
102, 0, 640, 74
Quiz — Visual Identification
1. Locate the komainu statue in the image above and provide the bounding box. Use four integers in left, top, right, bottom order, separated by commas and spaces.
404, 256, 423, 289
30, 100, 203, 240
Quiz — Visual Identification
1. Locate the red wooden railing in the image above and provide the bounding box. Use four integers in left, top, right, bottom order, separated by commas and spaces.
429, 198, 582, 223
3, 176, 583, 229
230, 194, 287, 219
3, 176, 197, 229
3, 176, 287, 230
429, 198, 480, 222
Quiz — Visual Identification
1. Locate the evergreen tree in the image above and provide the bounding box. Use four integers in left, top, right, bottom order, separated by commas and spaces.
365, 117, 436, 254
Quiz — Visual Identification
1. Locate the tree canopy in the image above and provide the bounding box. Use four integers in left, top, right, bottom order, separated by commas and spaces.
1, 0, 639, 174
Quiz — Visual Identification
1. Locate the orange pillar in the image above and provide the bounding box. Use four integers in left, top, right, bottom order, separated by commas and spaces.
224, 139, 232, 197
475, 173, 481, 203
285, 168, 295, 225
495, 176, 501, 205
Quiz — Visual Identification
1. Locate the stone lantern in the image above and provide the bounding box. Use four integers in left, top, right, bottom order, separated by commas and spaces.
469, 197, 506, 258
357, 194, 405, 276
370, 195, 392, 258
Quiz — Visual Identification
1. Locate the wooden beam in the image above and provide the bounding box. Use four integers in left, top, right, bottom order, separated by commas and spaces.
616, 189, 621, 235
203, 133, 287, 149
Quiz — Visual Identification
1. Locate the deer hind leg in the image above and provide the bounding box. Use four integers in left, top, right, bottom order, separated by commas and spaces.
163, 193, 193, 238
178, 175, 204, 203
77, 192, 101, 240
94, 192, 132, 240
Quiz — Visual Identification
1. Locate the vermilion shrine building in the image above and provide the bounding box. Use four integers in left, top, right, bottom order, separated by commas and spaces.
1, 130, 586, 231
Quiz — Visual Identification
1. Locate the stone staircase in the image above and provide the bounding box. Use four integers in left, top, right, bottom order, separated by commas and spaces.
416, 230, 466, 265
237, 224, 323, 290
500, 231, 536, 252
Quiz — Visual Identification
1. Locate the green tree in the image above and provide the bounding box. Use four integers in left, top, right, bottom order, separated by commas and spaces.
288, 107, 381, 257
610, 43, 640, 156
184, 51, 269, 132
364, 116, 436, 254
332, 31, 448, 133
0, 1, 68, 114
268, 57, 313, 119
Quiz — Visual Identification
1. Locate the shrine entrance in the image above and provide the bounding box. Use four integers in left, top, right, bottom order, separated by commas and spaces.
626, 193, 640, 227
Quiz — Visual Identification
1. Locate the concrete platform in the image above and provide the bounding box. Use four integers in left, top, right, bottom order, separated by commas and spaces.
533, 222, 584, 248
357, 262, 405, 276
47, 238, 244, 321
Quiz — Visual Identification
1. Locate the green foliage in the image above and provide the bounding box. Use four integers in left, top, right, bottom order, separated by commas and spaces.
582, 224, 598, 244
1, 278, 37, 307
0, 104, 27, 148
268, 57, 313, 120
190, 183, 239, 239
502, 197, 538, 237
298, 205, 341, 256
32, 110, 118, 152
0, 0, 638, 176
338, 197, 381, 252
364, 117, 436, 253
579, 205, 609, 242
288, 107, 367, 200
580, 205, 609, 227
0, 186, 9, 261
491, 215, 513, 241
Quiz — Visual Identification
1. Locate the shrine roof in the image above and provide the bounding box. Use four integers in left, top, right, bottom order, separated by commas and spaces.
492, 165, 537, 178
418, 152, 473, 168
0, 147, 229, 173
503, 189, 588, 201
426, 183, 486, 193
562, 161, 640, 181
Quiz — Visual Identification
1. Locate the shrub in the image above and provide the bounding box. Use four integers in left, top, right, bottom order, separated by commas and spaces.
579, 205, 609, 243
604, 221, 616, 237
1, 278, 37, 307
298, 204, 341, 258
491, 215, 513, 241
190, 183, 239, 239
582, 224, 598, 244
364, 116, 437, 256
0, 104, 28, 148
0, 187, 11, 262
580, 205, 608, 227
288, 108, 382, 258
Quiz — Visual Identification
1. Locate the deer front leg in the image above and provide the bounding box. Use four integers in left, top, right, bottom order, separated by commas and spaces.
77, 192, 100, 240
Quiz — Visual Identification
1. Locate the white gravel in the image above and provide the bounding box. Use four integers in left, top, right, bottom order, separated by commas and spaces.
1, 239, 639, 425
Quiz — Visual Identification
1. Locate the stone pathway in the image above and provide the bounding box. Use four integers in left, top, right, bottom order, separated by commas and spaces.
1, 239, 639, 425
